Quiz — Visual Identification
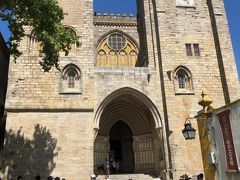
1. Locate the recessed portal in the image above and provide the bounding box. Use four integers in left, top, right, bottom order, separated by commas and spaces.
109, 121, 134, 173
94, 88, 165, 175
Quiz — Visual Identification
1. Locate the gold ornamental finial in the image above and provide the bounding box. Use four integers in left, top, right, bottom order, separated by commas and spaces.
198, 91, 213, 109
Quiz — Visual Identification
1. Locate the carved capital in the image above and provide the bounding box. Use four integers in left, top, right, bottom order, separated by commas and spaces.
155, 127, 163, 140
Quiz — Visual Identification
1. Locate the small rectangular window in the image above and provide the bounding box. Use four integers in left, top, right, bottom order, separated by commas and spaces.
193, 44, 200, 56
185, 44, 192, 56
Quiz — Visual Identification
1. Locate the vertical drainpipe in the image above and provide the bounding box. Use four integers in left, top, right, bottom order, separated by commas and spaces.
151, 0, 173, 179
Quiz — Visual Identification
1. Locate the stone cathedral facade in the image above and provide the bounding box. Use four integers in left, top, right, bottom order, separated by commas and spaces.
1, 0, 239, 179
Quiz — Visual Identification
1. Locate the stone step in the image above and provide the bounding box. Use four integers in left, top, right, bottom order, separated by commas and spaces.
96, 173, 156, 180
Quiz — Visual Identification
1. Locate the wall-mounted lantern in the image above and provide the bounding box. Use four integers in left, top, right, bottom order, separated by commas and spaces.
182, 117, 196, 140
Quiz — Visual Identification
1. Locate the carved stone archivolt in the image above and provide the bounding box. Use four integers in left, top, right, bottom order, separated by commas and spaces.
93, 88, 166, 174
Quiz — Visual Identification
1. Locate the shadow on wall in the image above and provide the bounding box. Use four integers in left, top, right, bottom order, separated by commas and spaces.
0, 124, 57, 179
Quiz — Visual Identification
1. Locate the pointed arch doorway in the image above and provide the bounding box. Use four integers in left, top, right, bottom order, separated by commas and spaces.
109, 121, 134, 173
94, 88, 167, 175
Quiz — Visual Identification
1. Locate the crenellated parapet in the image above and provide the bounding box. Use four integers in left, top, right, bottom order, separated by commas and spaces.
93, 12, 137, 27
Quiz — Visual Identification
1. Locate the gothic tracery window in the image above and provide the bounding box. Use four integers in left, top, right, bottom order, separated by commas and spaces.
119, 50, 127, 67
96, 31, 138, 67
97, 50, 107, 66
108, 34, 126, 51
108, 50, 117, 66
60, 64, 82, 94
29, 27, 79, 55
60, 27, 78, 56
129, 50, 137, 67
67, 71, 77, 88
177, 70, 188, 89
174, 66, 194, 94
29, 29, 40, 54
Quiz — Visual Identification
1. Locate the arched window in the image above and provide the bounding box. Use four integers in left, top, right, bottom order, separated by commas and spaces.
60, 64, 82, 94
60, 27, 78, 56
96, 31, 138, 68
97, 50, 107, 66
28, 29, 40, 54
174, 66, 194, 94
68, 72, 75, 88
66, 68, 78, 88
177, 70, 188, 89
129, 50, 137, 66
118, 50, 127, 67
29, 27, 78, 55
108, 50, 117, 66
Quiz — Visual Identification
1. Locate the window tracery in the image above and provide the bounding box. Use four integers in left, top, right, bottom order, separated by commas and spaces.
28, 29, 40, 54
108, 34, 126, 51
96, 32, 138, 67
60, 27, 78, 56
60, 64, 82, 94
108, 50, 117, 66
129, 50, 137, 67
28, 27, 78, 55
174, 66, 194, 94
97, 50, 107, 66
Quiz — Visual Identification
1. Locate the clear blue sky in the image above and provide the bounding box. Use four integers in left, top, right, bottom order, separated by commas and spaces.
0, 0, 239, 78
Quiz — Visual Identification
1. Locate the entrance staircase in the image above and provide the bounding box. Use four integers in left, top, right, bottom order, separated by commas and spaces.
96, 174, 157, 180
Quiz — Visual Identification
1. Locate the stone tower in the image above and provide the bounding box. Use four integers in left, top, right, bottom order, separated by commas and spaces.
1, 0, 239, 179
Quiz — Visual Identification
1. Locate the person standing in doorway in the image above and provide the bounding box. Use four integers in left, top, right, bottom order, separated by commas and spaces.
104, 158, 110, 179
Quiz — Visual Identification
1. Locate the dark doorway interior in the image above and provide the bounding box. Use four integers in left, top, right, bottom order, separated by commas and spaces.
110, 140, 121, 160
109, 121, 134, 173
